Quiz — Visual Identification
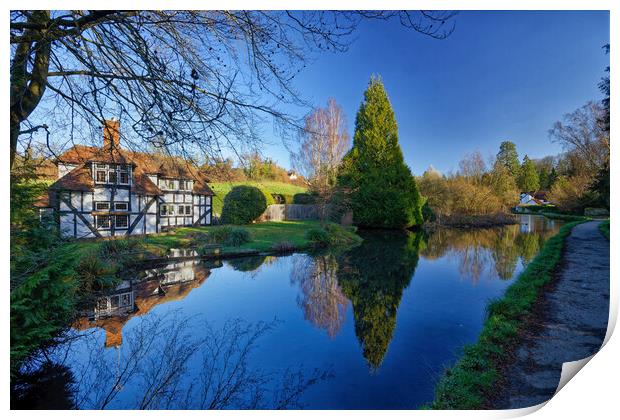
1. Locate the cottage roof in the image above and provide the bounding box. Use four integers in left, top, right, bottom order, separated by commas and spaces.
50, 165, 95, 192
55, 145, 214, 196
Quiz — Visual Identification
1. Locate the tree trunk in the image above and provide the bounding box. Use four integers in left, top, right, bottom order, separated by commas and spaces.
9, 11, 51, 169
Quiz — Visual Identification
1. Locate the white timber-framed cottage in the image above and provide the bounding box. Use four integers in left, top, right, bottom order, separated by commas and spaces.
37, 120, 214, 238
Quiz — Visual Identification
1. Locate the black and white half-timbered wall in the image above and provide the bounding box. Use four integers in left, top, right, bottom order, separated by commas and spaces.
43, 120, 213, 239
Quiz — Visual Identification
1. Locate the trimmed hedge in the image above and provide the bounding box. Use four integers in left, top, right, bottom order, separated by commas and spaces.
293, 193, 317, 204
221, 185, 272, 225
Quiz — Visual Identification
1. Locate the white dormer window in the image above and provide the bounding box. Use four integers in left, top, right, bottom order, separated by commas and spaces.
93, 163, 132, 185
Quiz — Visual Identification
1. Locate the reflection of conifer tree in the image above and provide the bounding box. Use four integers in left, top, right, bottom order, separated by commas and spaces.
291, 254, 348, 338
336, 230, 424, 370
490, 226, 520, 280
516, 233, 541, 265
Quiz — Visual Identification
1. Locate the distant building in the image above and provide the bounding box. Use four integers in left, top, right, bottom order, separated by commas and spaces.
287, 170, 298, 181
515, 191, 551, 212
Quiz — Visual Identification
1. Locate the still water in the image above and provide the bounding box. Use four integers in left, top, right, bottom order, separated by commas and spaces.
17, 215, 562, 409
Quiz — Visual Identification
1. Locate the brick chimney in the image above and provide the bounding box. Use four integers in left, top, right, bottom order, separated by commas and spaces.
103, 119, 120, 150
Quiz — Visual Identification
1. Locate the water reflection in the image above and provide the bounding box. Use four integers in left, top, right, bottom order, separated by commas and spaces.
14, 215, 565, 409
74, 258, 221, 347
336, 230, 424, 369
291, 253, 348, 338
421, 216, 561, 283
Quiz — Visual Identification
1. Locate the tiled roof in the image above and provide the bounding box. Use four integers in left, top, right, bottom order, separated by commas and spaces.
55, 145, 213, 195
132, 171, 162, 196
193, 173, 215, 196
49, 165, 94, 192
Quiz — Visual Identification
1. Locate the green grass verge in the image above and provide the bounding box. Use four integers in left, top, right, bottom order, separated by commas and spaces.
539, 212, 590, 222
209, 181, 307, 215
427, 221, 583, 409
599, 220, 610, 240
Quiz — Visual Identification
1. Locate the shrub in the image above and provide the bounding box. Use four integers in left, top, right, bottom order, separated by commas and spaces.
306, 228, 330, 247
98, 237, 141, 258
75, 253, 119, 291
224, 227, 252, 247
306, 224, 362, 249
193, 226, 251, 248
293, 193, 316, 204
221, 185, 270, 224
421, 199, 436, 222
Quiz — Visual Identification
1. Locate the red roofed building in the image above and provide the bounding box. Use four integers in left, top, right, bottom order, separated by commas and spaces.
38, 120, 213, 238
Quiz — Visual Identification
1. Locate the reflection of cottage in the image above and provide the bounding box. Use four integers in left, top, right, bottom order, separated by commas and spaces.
74, 259, 220, 347
287, 170, 298, 181
36, 120, 214, 238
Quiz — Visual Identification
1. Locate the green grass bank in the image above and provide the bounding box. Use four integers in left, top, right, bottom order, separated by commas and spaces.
600, 220, 610, 239
427, 221, 583, 409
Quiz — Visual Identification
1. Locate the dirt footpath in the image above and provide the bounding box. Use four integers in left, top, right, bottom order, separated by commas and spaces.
493, 221, 610, 409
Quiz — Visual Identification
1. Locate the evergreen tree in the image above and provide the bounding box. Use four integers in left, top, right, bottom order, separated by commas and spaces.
496, 141, 520, 178
518, 155, 540, 192
538, 167, 549, 190
338, 76, 423, 228
548, 167, 558, 189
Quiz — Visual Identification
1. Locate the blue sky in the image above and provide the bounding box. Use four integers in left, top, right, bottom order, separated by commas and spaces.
263, 10, 610, 175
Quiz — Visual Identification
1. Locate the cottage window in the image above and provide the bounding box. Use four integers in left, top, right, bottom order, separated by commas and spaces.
167, 179, 176, 190
96, 215, 111, 229
119, 170, 129, 184
114, 214, 129, 229
97, 298, 109, 312
114, 202, 128, 211
160, 204, 167, 216
120, 293, 132, 307
96, 170, 107, 183
185, 205, 192, 215
108, 169, 117, 184
178, 205, 185, 215
110, 295, 120, 309
95, 202, 110, 211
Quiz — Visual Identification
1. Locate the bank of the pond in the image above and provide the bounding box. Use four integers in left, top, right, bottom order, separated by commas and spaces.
427, 220, 583, 409
600, 219, 610, 239
10, 220, 360, 374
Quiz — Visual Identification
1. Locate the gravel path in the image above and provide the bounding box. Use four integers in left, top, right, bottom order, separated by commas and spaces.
493, 221, 610, 409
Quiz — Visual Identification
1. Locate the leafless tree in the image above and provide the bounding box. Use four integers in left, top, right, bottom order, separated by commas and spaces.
458, 150, 487, 184
10, 10, 456, 169
292, 98, 350, 190
549, 101, 610, 178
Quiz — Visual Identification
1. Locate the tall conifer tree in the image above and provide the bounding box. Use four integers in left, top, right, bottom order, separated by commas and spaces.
518, 155, 540, 192
338, 76, 423, 228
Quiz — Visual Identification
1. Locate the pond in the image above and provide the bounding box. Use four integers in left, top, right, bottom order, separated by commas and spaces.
13, 215, 563, 409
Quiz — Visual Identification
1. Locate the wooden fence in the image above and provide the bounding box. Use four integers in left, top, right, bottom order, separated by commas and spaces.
259, 204, 320, 221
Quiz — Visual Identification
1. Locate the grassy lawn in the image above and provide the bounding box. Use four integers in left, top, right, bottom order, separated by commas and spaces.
209, 181, 307, 215
141, 220, 323, 254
